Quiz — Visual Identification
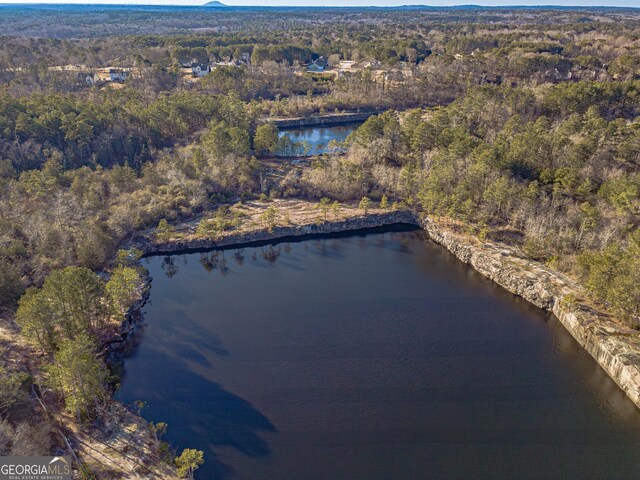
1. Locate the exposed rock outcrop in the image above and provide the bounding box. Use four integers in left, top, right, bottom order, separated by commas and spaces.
128, 205, 640, 411
419, 215, 640, 410
136, 210, 417, 256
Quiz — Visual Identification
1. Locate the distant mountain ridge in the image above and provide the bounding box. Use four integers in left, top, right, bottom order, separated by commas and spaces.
0, 3, 636, 10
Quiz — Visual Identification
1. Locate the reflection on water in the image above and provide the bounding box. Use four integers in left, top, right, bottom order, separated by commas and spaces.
160, 256, 179, 277
159, 237, 359, 279
119, 228, 640, 480
277, 123, 359, 156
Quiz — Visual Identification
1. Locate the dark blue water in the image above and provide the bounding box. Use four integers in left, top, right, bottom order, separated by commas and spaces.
277, 123, 358, 156
117, 228, 640, 480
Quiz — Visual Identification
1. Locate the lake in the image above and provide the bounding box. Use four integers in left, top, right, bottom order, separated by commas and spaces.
277, 123, 360, 156
117, 227, 640, 480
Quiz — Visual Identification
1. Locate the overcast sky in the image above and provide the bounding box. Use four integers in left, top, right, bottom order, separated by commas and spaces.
1, 0, 638, 6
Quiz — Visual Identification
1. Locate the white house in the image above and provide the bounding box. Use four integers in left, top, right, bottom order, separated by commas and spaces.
361, 59, 382, 69
78, 72, 99, 86
109, 69, 129, 82
307, 56, 328, 73
191, 62, 212, 77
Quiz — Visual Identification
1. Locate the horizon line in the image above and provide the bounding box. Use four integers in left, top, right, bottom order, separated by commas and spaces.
0, 1, 638, 7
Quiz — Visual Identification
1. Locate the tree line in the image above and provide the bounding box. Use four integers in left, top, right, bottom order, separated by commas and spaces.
0, 8, 639, 476
285, 81, 640, 322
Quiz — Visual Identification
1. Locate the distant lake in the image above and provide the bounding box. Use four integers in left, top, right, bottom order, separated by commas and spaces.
117, 228, 640, 480
277, 123, 360, 156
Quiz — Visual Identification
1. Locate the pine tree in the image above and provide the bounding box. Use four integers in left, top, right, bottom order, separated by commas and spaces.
106, 266, 143, 319
46, 335, 108, 421
359, 196, 371, 214
156, 219, 175, 242
317, 197, 331, 221
331, 201, 341, 220
16, 287, 57, 354
175, 449, 204, 479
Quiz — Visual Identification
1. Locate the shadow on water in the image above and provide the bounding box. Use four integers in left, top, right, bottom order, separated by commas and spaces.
141, 351, 275, 480
116, 308, 275, 479
124, 228, 640, 479
144, 223, 420, 270
156, 240, 361, 278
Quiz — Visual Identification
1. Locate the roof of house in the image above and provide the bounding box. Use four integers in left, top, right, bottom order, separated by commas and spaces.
313, 56, 328, 67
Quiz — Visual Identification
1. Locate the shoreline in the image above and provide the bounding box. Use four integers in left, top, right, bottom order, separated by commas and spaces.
134, 210, 418, 257
265, 112, 376, 129
418, 215, 640, 411
109, 211, 417, 361
141, 222, 419, 257
117, 206, 640, 417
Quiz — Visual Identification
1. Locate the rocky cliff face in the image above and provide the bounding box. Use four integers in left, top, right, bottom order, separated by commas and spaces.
133, 207, 640, 411
419, 215, 640, 410
137, 210, 417, 255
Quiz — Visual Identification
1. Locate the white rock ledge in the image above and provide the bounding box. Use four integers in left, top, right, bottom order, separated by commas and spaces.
137, 210, 418, 255
419, 215, 640, 410
133, 209, 640, 411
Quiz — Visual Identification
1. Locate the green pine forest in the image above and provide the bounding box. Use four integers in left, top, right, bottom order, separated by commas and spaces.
0, 4, 639, 476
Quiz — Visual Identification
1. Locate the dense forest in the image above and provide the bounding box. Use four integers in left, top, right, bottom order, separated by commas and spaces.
0, 4, 639, 478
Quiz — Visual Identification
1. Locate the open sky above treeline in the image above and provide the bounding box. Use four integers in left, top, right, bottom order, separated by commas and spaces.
0, 1, 638, 7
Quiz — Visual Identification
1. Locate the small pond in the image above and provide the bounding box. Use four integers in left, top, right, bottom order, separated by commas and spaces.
276, 123, 360, 156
